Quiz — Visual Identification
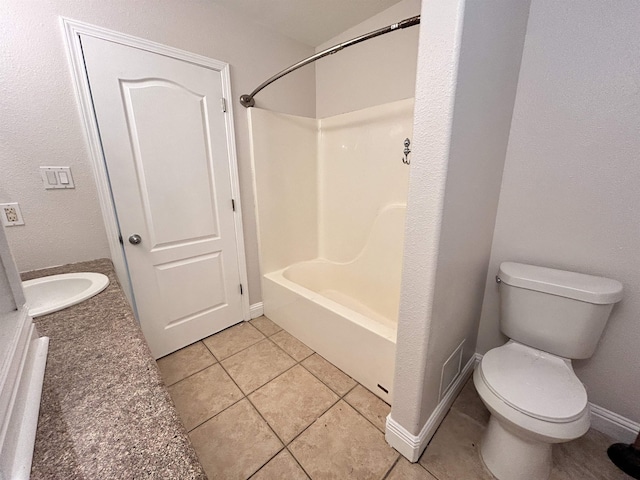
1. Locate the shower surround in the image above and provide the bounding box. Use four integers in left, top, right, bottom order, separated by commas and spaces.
249, 98, 413, 403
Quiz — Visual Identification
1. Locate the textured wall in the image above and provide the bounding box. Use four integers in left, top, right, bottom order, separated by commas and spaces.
476, 0, 640, 423
0, 0, 316, 304
315, 0, 420, 118
390, 0, 466, 435
391, 0, 530, 438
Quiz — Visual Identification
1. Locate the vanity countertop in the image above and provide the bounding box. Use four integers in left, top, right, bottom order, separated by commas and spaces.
25, 259, 206, 479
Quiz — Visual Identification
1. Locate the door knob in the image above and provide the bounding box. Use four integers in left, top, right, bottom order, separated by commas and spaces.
128, 234, 142, 245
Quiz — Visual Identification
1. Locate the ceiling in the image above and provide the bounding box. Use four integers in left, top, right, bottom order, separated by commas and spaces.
211, 0, 405, 47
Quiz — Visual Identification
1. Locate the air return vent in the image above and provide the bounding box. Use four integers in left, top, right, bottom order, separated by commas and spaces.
439, 340, 465, 401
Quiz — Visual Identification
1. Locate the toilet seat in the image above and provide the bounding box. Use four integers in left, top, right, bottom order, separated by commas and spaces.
479, 342, 588, 423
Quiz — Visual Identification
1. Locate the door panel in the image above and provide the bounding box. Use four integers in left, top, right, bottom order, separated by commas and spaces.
121, 80, 221, 246
80, 35, 243, 358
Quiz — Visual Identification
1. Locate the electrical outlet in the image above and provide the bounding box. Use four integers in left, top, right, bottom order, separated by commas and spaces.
0, 203, 25, 227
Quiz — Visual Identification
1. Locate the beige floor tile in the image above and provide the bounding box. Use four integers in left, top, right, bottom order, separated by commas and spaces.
419, 408, 494, 480
203, 322, 265, 360
387, 457, 438, 480
168, 363, 243, 431
249, 365, 338, 443
190, 399, 283, 480
451, 377, 491, 427
289, 400, 398, 479
250, 316, 282, 337
251, 449, 309, 480
551, 429, 630, 480
156, 341, 216, 386
344, 384, 390, 432
270, 330, 314, 362
222, 339, 296, 394
301, 354, 356, 396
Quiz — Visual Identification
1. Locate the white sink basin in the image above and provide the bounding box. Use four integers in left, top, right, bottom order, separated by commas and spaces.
22, 272, 110, 318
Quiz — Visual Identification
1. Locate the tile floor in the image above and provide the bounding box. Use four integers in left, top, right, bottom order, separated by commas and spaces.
157, 317, 631, 480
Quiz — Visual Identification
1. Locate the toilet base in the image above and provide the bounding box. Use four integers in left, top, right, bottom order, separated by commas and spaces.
481, 415, 552, 480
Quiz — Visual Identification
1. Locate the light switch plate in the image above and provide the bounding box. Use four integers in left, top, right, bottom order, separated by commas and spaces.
40, 166, 75, 189
0, 203, 25, 227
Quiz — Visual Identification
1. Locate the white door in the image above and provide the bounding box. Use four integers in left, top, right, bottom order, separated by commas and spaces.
81, 35, 244, 358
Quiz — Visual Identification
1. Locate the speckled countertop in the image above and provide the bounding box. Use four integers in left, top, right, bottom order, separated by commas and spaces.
24, 259, 206, 479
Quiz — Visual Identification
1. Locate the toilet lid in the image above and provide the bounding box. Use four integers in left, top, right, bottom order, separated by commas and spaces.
480, 342, 588, 423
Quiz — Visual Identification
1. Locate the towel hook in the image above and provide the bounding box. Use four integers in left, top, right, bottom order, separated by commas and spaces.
402, 138, 411, 165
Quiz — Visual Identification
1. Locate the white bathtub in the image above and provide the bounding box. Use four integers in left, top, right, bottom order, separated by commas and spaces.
263, 205, 405, 404
250, 101, 413, 405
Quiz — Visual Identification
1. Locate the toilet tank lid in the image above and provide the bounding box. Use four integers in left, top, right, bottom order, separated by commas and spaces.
498, 262, 623, 305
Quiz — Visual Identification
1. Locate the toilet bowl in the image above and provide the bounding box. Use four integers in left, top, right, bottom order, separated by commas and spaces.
474, 341, 590, 480
475, 262, 623, 480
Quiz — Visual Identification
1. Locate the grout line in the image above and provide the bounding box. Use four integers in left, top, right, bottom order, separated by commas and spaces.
241, 361, 299, 396
340, 396, 390, 440
243, 372, 294, 446
243, 399, 288, 475
264, 330, 314, 362
200, 322, 269, 361
263, 334, 305, 363
417, 460, 440, 479
283, 395, 344, 448
341, 382, 359, 398
186, 395, 246, 433
162, 360, 218, 388
298, 357, 357, 398
249, 318, 283, 338
246, 447, 286, 479
381, 454, 401, 480
202, 335, 264, 362
285, 446, 313, 479
178, 323, 396, 479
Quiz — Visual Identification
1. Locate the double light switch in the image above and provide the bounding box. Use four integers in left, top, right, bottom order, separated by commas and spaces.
40, 167, 75, 189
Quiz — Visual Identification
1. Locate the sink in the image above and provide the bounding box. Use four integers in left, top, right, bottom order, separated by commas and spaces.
22, 272, 110, 317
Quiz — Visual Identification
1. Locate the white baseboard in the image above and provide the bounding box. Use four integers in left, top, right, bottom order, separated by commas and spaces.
385, 354, 477, 462
249, 302, 264, 319
590, 403, 639, 444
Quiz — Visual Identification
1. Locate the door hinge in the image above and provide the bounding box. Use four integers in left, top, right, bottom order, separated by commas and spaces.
231, 198, 236, 212
221, 97, 227, 113
239, 284, 243, 295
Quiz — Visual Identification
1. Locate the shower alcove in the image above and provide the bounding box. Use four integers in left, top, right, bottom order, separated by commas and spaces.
249, 98, 413, 403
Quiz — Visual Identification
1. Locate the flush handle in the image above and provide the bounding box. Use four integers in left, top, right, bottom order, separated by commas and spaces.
128, 234, 142, 245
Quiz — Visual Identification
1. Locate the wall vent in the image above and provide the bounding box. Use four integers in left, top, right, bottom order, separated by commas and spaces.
439, 340, 465, 401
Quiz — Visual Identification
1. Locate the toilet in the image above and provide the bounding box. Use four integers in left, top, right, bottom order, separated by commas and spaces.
474, 262, 623, 480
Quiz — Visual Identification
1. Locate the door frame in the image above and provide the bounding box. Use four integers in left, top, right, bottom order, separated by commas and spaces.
61, 17, 251, 321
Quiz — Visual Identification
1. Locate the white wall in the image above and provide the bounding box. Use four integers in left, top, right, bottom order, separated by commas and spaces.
0, 0, 316, 304
315, 0, 420, 118
390, 0, 530, 444
477, 0, 640, 423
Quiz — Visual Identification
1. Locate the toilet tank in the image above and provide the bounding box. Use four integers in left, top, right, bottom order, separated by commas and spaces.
498, 262, 623, 359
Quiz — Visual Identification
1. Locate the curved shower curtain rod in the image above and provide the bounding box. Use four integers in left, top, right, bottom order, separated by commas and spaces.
239, 15, 421, 108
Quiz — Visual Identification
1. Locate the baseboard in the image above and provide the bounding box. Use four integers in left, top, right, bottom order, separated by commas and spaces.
472, 352, 638, 444
590, 403, 639, 443
385, 354, 477, 462
249, 302, 264, 319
